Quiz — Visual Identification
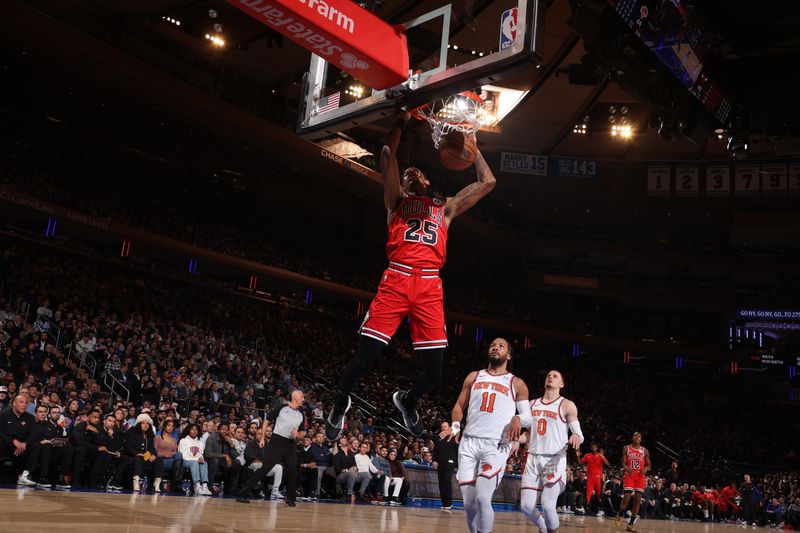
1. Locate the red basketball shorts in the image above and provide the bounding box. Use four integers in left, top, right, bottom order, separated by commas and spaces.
359, 263, 447, 350
623, 471, 646, 493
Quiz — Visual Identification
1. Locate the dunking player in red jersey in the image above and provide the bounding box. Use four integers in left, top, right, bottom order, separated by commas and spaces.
326, 121, 497, 440
576, 443, 609, 515
616, 432, 651, 531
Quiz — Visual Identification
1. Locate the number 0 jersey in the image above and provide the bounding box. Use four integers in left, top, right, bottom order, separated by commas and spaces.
386, 194, 448, 270
529, 396, 570, 455
464, 370, 517, 442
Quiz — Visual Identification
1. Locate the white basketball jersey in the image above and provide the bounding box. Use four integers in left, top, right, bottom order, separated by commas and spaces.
464, 370, 517, 442
530, 396, 569, 455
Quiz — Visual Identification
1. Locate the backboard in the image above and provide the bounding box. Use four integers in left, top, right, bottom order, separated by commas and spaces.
297, 0, 544, 140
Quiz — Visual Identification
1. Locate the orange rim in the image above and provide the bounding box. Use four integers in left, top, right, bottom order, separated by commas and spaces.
408, 90, 484, 123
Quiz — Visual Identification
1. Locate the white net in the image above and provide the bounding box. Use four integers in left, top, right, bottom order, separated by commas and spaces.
411, 92, 486, 148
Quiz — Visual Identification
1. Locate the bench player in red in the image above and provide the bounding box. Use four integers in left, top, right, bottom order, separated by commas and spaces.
616, 432, 651, 531
576, 443, 609, 515
325, 121, 497, 440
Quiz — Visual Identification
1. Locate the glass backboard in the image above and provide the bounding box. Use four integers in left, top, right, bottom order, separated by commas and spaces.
297, 0, 544, 140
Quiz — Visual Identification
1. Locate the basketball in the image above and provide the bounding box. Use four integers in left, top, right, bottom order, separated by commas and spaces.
438, 131, 477, 171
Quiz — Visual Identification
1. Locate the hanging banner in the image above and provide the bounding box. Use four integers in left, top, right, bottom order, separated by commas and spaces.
734, 165, 760, 196
762, 164, 788, 195
674, 166, 699, 196
500, 152, 547, 176
647, 166, 671, 196
550, 157, 599, 178
790, 162, 800, 195
705, 166, 730, 196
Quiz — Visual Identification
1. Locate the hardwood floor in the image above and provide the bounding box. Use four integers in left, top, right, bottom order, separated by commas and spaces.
0, 488, 761, 532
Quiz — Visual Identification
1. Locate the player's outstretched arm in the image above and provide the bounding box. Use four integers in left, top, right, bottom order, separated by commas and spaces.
440, 371, 477, 441
443, 146, 496, 225
507, 378, 531, 442
563, 399, 584, 451
381, 126, 404, 214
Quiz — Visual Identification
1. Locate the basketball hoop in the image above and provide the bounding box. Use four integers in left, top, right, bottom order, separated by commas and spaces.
410, 91, 487, 148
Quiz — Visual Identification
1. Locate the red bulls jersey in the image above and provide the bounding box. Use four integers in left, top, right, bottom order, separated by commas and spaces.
625, 446, 646, 473
386, 194, 448, 269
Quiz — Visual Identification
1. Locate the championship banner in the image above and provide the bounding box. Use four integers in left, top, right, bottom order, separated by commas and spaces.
227, 0, 408, 90
705, 166, 730, 196
674, 166, 699, 196
734, 165, 760, 195
647, 166, 671, 196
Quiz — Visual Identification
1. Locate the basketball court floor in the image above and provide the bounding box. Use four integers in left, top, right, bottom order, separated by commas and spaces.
0, 488, 765, 532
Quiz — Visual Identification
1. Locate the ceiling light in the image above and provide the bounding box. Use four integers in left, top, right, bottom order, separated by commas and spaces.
726, 135, 749, 160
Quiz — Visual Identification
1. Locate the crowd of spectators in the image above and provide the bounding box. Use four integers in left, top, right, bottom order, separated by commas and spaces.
0, 243, 798, 527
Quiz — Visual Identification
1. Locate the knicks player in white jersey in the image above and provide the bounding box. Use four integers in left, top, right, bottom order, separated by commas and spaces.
439, 338, 532, 533
519, 370, 583, 533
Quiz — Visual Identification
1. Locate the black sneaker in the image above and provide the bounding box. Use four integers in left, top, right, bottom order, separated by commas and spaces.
392, 390, 423, 436
285, 499, 296, 507
55, 478, 71, 491
325, 395, 351, 441
236, 497, 250, 504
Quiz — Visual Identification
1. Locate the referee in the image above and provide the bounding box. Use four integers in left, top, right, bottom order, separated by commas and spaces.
237, 390, 306, 506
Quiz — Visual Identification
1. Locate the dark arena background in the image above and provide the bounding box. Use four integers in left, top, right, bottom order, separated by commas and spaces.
1, 0, 799, 532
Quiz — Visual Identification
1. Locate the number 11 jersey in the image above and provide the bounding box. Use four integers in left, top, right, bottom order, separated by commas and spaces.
386, 194, 448, 269
464, 370, 518, 442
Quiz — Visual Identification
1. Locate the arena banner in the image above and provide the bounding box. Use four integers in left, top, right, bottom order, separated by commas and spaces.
226, 0, 408, 90
549, 156, 599, 178
705, 166, 731, 196
404, 464, 521, 504
761, 164, 788, 195
647, 166, 671, 196
674, 166, 699, 196
791, 162, 800, 194
734, 165, 760, 196
500, 151, 547, 176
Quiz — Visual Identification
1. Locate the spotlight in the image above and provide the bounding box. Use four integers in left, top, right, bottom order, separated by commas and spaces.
658, 117, 681, 142
208, 9, 218, 18
726, 135, 749, 160
610, 124, 632, 138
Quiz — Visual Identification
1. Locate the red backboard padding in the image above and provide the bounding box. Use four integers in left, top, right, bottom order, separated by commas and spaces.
227, 0, 409, 90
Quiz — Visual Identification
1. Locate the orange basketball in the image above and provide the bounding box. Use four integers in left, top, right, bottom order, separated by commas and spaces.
438, 131, 477, 171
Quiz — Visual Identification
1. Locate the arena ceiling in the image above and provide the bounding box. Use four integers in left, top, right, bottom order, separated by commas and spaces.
76, 0, 800, 162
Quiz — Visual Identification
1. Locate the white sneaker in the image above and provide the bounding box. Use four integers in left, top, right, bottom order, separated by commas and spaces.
201, 483, 212, 496
598, 510, 605, 517
17, 472, 37, 487
132, 476, 141, 492
270, 492, 282, 500
153, 478, 162, 493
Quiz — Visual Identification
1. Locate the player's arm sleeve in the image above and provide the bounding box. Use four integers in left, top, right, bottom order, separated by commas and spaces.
515, 400, 533, 428
568, 420, 584, 444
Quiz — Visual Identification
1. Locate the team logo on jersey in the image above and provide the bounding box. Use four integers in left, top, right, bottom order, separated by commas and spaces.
481, 463, 492, 472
